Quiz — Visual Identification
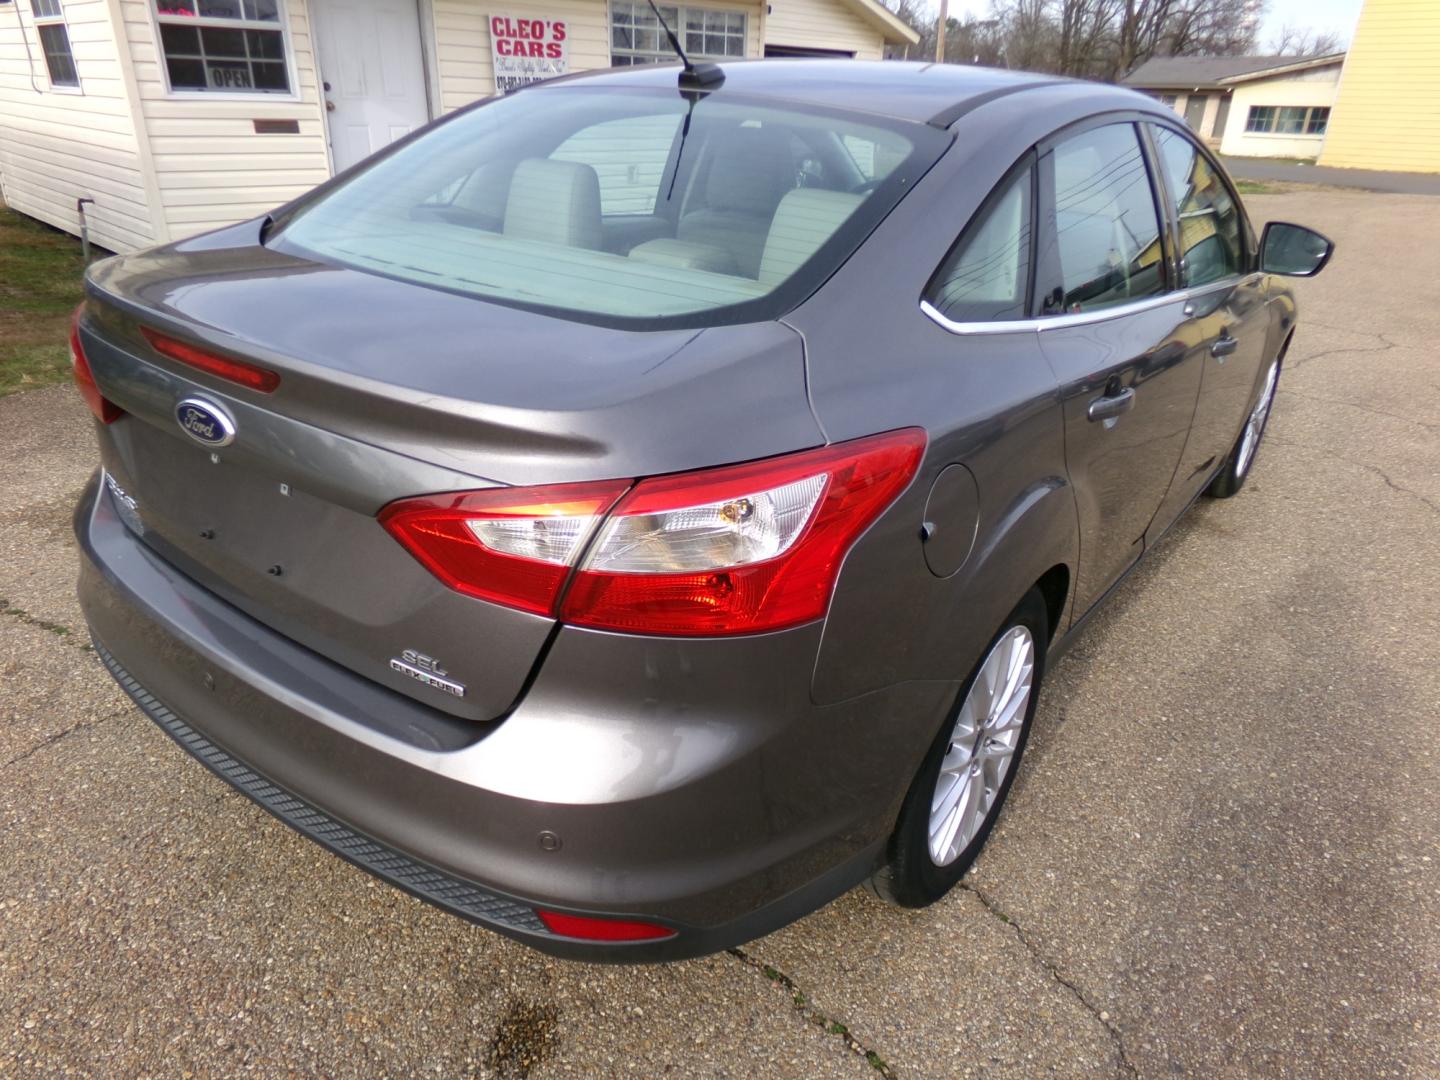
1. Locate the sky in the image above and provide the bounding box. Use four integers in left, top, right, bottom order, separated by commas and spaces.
940, 0, 1364, 50
1259, 0, 1363, 45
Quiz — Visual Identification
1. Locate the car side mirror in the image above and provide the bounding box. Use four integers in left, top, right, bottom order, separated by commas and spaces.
1259, 221, 1334, 277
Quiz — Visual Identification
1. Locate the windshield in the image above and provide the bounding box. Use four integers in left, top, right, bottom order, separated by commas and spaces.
271, 84, 948, 328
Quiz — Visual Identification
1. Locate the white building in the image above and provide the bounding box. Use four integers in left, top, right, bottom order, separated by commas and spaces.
1123, 53, 1346, 161
0, 0, 918, 253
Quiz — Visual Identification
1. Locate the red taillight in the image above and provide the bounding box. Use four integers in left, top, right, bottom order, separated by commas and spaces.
140, 327, 280, 393
536, 909, 676, 942
378, 429, 926, 636
70, 304, 122, 424
565, 428, 926, 635
379, 481, 631, 616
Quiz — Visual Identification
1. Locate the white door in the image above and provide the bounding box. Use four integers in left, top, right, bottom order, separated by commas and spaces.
311, 0, 430, 174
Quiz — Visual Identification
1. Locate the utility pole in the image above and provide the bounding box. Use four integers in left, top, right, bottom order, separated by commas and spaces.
934, 0, 949, 62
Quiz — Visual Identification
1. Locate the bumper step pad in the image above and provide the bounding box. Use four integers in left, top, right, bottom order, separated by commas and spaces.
93, 638, 549, 936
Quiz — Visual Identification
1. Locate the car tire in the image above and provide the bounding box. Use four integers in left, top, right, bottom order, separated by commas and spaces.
1207, 357, 1281, 499
868, 589, 1049, 908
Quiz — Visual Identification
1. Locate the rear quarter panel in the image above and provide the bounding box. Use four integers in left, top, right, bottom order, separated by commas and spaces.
792, 87, 1166, 707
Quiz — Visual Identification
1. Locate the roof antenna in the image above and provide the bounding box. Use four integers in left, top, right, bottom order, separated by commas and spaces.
644, 0, 725, 89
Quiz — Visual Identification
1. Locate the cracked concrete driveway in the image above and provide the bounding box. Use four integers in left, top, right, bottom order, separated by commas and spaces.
3, 189, 1437, 1078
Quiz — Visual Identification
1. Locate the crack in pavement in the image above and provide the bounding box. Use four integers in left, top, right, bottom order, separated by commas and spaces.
959, 882, 1139, 1079
1284, 325, 1397, 370
1, 709, 125, 771
1280, 389, 1440, 434
728, 947, 897, 1078
0, 598, 90, 652
1266, 436, 1440, 516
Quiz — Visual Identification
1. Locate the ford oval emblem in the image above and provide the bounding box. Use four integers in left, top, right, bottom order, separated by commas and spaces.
174, 397, 236, 448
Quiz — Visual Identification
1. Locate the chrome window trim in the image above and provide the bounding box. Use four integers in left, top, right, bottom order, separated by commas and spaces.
919, 275, 1260, 336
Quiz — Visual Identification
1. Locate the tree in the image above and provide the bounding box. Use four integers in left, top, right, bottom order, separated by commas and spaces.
881, 0, 1266, 80
1267, 24, 1344, 56
1156, 0, 1264, 63
1055, 0, 1119, 76
882, 2, 1010, 65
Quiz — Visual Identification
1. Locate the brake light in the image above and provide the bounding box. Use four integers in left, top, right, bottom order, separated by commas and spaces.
563, 429, 926, 635
140, 327, 280, 393
536, 909, 676, 942
69, 304, 122, 424
379, 481, 631, 616
379, 430, 925, 635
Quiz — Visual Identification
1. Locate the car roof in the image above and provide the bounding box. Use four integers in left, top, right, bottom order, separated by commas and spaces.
528, 60, 1156, 128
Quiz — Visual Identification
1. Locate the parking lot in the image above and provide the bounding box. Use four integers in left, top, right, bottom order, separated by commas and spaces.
2, 188, 1437, 1078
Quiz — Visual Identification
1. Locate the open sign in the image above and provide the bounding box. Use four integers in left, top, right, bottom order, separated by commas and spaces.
206, 62, 254, 90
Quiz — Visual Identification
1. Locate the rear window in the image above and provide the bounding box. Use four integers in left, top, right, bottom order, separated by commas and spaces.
271, 85, 947, 329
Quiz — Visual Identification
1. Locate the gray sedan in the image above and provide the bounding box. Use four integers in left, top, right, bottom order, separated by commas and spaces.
71, 59, 1332, 960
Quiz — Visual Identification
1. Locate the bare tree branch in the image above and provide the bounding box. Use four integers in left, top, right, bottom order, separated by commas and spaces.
1267, 24, 1344, 55
880, 0, 1271, 78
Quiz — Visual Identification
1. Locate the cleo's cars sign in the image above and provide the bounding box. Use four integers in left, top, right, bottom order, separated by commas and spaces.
490, 15, 568, 92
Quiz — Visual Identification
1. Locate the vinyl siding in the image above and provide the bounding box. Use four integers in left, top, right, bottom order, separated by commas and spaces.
118, 0, 331, 239
431, 0, 763, 111
1218, 64, 1342, 161
764, 0, 886, 59
1319, 0, 1440, 173
0, 0, 156, 252
3, 0, 910, 253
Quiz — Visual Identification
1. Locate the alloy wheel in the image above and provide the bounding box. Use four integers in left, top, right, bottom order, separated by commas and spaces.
928, 626, 1034, 867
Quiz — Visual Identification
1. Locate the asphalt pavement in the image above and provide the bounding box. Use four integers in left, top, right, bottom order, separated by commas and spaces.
1221, 157, 1440, 196
2, 189, 1437, 1078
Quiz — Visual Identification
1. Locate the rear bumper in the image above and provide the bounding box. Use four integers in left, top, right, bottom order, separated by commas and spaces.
76, 471, 954, 961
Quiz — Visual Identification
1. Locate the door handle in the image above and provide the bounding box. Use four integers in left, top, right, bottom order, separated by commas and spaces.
1211, 334, 1239, 359
1087, 386, 1136, 423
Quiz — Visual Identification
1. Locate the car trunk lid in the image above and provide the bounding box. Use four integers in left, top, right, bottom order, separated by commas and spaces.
80, 227, 823, 721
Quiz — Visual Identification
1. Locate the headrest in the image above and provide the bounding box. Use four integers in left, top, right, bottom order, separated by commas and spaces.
504, 158, 602, 250
702, 127, 792, 215
758, 189, 863, 286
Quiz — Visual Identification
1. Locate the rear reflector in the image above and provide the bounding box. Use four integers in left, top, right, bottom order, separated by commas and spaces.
535, 909, 676, 942
141, 327, 280, 393
70, 304, 122, 424
378, 429, 926, 636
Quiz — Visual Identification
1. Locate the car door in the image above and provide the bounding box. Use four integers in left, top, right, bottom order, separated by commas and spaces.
1033, 120, 1203, 617
1145, 123, 1272, 528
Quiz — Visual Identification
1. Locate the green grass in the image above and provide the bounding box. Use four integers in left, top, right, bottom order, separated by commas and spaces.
0, 200, 89, 397
1235, 180, 1278, 195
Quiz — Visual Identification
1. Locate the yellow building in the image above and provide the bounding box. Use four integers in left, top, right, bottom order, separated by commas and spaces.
1319, 0, 1440, 173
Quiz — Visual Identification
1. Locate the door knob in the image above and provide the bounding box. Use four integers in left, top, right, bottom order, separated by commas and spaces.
325, 100, 336, 112
1087, 386, 1136, 423
1211, 334, 1238, 359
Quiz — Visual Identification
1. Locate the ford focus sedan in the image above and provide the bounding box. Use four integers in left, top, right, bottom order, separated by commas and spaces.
72, 60, 1332, 960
